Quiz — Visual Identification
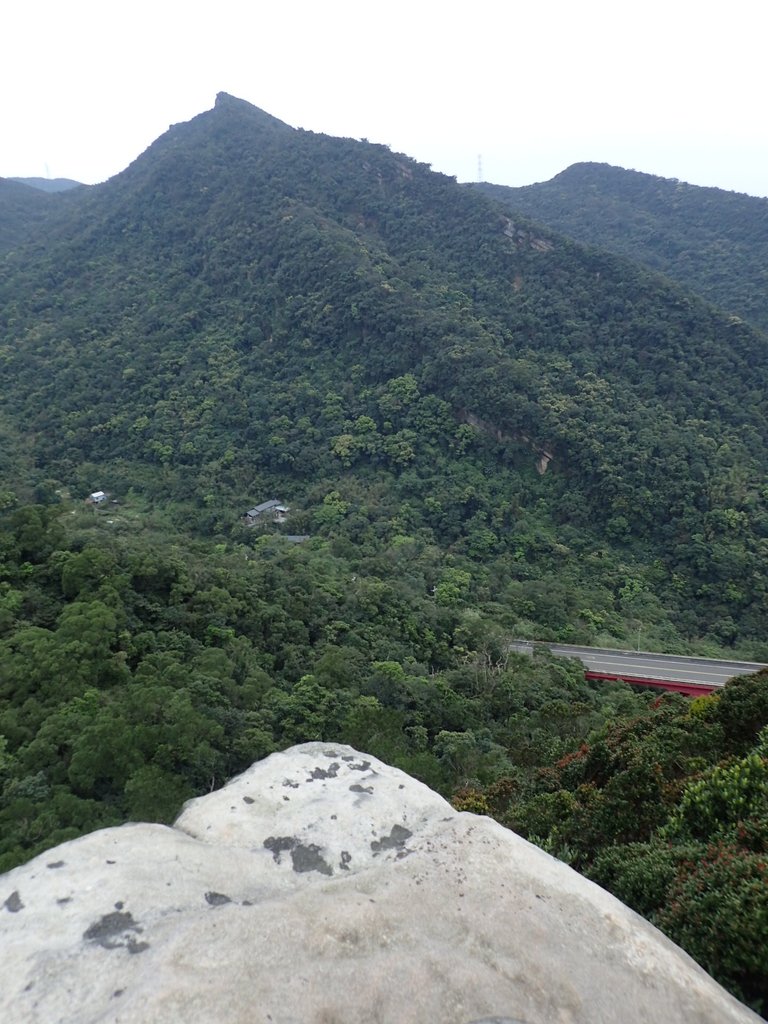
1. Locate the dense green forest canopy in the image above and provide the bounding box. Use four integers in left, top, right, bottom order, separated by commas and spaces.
1, 95, 767, 1012
474, 163, 768, 331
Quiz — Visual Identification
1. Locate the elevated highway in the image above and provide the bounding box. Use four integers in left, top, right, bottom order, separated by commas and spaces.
510, 641, 768, 695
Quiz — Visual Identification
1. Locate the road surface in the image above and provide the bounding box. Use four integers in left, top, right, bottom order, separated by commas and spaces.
510, 641, 767, 690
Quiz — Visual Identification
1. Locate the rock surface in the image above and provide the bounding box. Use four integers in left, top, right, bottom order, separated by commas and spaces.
0, 743, 761, 1023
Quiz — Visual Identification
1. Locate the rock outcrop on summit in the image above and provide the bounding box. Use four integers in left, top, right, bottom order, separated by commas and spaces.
0, 743, 761, 1023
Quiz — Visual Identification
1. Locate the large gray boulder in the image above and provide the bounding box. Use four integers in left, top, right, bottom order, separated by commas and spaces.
0, 743, 760, 1023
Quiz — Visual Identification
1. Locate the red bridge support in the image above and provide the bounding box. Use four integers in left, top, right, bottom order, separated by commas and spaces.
584, 671, 717, 697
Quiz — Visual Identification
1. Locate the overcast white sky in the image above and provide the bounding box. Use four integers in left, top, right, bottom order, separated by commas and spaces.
3, 0, 767, 196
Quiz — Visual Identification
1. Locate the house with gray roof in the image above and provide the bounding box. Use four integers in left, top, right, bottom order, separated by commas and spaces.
244, 499, 289, 525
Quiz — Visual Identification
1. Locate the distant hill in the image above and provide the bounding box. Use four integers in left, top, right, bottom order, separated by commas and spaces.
0, 177, 57, 253
9, 176, 84, 193
473, 163, 768, 331
0, 177, 85, 254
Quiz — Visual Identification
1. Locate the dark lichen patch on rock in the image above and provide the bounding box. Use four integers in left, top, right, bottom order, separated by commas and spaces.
205, 891, 232, 907
263, 836, 297, 864
242, 796, 255, 804
371, 825, 413, 857
282, 779, 299, 789
123, 937, 149, 955
46, 861, 65, 869
342, 757, 372, 772
340, 851, 352, 871
349, 784, 374, 795
4, 890, 24, 912
83, 911, 149, 954
263, 836, 332, 875
291, 843, 332, 876
307, 763, 339, 781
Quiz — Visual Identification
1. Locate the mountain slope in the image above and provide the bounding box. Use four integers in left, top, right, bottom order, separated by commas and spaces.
0, 95, 767, 644
474, 163, 768, 330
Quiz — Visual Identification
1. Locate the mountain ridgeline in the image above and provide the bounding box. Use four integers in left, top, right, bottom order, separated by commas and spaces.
474, 163, 768, 331
1, 94, 767, 645
9, 177, 83, 193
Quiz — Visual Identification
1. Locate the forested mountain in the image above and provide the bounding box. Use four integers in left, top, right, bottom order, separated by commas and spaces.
3, 95, 768, 645
1, 95, 767, 1010
473, 163, 768, 331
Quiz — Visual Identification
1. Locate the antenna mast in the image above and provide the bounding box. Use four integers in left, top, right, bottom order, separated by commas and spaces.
477, 154, 483, 183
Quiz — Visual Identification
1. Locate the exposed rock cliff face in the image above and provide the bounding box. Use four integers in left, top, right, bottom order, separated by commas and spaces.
0, 744, 760, 1023
458, 410, 555, 475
